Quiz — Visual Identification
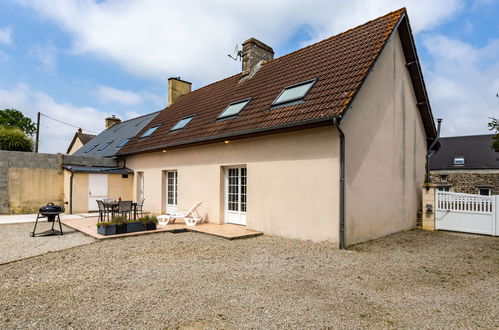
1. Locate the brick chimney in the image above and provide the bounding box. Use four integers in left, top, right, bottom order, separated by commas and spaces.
242, 38, 274, 76
105, 115, 121, 129
168, 77, 192, 106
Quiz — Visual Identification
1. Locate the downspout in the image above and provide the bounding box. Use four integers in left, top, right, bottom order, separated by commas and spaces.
425, 118, 442, 183
333, 117, 346, 249
69, 171, 74, 214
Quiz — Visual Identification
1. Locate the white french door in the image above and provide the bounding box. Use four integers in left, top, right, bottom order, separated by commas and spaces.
225, 167, 247, 225
88, 174, 108, 211
166, 171, 177, 213
137, 172, 144, 202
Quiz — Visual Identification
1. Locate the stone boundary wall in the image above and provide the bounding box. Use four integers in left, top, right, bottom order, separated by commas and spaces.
0, 150, 118, 214
431, 170, 499, 195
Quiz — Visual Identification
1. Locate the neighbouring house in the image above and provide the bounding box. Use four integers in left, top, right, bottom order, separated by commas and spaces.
109, 8, 438, 247
65, 112, 158, 212
430, 134, 499, 195
66, 128, 96, 155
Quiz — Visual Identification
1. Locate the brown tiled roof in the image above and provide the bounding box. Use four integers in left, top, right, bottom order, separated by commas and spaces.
66, 131, 96, 154
78, 133, 96, 145
119, 8, 435, 155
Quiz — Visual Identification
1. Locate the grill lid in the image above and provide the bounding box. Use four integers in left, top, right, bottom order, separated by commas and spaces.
39, 202, 63, 214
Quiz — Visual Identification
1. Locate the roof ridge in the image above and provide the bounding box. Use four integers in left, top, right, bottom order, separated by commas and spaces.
172, 8, 406, 102
109, 110, 162, 127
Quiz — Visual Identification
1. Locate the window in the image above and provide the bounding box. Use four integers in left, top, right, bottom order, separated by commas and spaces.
478, 188, 491, 196
453, 157, 465, 165
438, 186, 451, 192
97, 141, 113, 151
440, 175, 448, 182
85, 144, 98, 153
116, 138, 131, 148
272, 79, 317, 106
141, 126, 160, 138
217, 99, 251, 119
170, 115, 194, 131
167, 171, 177, 207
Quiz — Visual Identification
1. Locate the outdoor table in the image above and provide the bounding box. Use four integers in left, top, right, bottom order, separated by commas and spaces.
103, 201, 137, 219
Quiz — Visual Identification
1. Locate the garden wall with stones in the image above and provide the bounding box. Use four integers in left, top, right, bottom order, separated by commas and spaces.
0, 150, 117, 214
431, 170, 499, 195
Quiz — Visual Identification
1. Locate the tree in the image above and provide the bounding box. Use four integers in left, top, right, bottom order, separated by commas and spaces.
0, 109, 37, 136
488, 117, 499, 152
0, 126, 34, 152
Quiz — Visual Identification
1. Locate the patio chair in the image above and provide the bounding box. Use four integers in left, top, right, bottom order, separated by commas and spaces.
158, 201, 203, 226
135, 198, 145, 218
97, 200, 109, 222
117, 200, 133, 220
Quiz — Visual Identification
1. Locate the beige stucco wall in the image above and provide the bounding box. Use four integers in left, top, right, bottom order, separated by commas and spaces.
341, 31, 428, 245
108, 173, 134, 201
8, 168, 63, 214
126, 127, 340, 243
68, 138, 84, 155
64, 172, 133, 213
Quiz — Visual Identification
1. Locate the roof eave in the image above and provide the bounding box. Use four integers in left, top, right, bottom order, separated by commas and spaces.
118, 115, 339, 156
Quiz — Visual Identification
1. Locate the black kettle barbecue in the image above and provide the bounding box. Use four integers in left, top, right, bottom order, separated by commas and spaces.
30, 202, 64, 237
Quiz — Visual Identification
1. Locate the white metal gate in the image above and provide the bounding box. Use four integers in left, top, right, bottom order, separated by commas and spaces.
436, 191, 498, 236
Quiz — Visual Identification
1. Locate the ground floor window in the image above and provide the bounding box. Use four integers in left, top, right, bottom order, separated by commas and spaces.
477, 187, 492, 196
167, 171, 177, 211
438, 186, 451, 192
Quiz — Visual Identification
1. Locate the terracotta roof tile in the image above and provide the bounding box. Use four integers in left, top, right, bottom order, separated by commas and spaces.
119, 8, 407, 155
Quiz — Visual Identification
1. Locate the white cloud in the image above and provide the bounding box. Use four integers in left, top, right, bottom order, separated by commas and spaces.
15, 0, 464, 85
32, 42, 57, 73
97, 85, 143, 106
0, 83, 111, 153
0, 26, 12, 44
422, 35, 499, 137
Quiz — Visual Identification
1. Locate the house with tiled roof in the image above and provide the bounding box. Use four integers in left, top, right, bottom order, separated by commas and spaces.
430, 134, 499, 195
66, 128, 96, 154
112, 8, 436, 247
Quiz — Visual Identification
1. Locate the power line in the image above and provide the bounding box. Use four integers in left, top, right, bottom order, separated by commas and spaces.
40, 113, 99, 134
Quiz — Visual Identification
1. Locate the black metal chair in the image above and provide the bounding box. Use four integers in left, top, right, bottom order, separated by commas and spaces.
135, 198, 145, 218
97, 200, 109, 222
117, 201, 133, 220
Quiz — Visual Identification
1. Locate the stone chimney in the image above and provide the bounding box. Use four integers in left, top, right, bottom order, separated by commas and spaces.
105, 115, 121, 129
77, 128, 82, 134
242, 38, 274, 76
168, 77, 192, 106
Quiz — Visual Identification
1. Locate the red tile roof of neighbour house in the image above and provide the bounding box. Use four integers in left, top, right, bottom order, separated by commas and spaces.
119, 8, 436, 156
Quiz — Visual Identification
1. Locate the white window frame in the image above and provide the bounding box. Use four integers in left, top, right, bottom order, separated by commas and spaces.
453, 157, 465, 165
166, 171, 178, 213
477, 187, 492, 196
438, 186, 451, 192
224, 166, 247, 225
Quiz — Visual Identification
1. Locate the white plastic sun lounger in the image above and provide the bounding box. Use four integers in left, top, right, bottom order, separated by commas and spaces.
158, 201, 203, 226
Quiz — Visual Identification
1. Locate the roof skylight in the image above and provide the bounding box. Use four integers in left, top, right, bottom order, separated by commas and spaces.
170, 115, 195, 131
85, 144, 98, 153
140, 126, 160, 138
116, 138, 131, 148
217, 99, 251, 119
97, 141, 113, 151
272, 79, 316, 106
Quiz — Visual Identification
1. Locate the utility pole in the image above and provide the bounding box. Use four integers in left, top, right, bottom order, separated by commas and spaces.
35, 112, 40, 153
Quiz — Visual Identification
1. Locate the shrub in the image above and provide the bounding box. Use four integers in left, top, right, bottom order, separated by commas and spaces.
0, 126, 34, 151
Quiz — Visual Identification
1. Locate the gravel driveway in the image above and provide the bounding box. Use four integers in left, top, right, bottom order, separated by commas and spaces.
0, 229, 497, 329
0, 222, 95, 264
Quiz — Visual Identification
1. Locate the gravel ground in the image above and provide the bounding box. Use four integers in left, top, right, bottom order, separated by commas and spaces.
0, 222, 95, 264
0, 229, 497, 329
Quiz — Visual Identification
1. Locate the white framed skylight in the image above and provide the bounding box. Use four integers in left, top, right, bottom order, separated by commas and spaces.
170, 115, 195, 131
98, 141, 113, 151
453, 157, 465, 165
140, 125, 160, 138
272, 79, 317, 106
217, 99, 251, 119
116, 138, 131, 148
85, 144, 98, 153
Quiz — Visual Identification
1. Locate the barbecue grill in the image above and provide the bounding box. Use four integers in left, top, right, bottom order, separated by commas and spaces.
30, 202, 64, 237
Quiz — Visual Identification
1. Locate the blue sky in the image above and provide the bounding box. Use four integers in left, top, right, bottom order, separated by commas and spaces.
0, 0, 498, 153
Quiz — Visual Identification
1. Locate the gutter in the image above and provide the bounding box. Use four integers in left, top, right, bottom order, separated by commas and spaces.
426, 118, 442, 183
69, 171, 74, 214
333, 117, 346, 249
